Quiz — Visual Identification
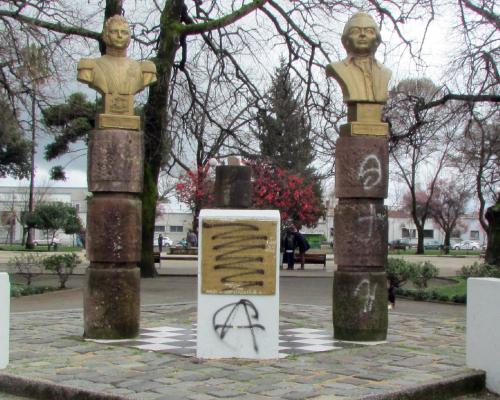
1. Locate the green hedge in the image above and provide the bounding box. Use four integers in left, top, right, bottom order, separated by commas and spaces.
303, 234, 326, 249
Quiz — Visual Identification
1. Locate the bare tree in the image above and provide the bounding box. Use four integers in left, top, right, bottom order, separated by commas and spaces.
387, 78, 461, 254
428, 179, 472, 254
1, 0, 438, 276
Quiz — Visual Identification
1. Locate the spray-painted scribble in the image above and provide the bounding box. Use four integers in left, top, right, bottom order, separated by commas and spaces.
203, 221, 269, 292
358, 154, 382, 190
353, 279, 378, 313
212, 299, 265, 352
357, 204, 385, 238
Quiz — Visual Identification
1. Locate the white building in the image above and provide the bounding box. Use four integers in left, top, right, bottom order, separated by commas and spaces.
0, 186, 194, 247
0, 186, 88, 245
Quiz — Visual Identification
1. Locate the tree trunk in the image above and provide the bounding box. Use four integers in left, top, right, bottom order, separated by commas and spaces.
26, 91, 36, 250
416, 225, 425, 254
443, 231, 451, 255
139, 0, 183, 277
485, 197, 500, 267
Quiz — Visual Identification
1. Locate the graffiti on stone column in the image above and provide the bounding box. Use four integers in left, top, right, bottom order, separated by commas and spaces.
357, 204, 384, 238
353, 279, 378, 313
212, 299, 265, 352
358, 154, 381, 190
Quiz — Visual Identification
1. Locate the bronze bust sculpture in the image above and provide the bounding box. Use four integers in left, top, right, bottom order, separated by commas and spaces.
326, 12, 391, 103
77, 15, 156, 128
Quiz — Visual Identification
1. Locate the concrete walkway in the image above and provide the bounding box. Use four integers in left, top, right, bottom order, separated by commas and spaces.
0, 252, 491, 399
0, 302, 485, 400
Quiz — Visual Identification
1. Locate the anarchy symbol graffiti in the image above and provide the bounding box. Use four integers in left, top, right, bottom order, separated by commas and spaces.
358, 154, 382, 190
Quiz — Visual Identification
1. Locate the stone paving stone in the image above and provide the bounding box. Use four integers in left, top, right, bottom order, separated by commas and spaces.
2, 304, 476, 400
282, 390, 321, 400
205, 388, 245, 398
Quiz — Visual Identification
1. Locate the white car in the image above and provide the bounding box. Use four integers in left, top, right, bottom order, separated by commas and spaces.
453, 240, 481, 250
155, 235, 173, 247
33, 237, 61, 246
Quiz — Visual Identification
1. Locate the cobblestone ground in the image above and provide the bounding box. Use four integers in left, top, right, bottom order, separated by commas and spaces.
4, 304, 476, 399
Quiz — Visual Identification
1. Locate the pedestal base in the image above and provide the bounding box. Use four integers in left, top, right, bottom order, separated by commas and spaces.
333, 270, 388, 341
84, 266, 140, 339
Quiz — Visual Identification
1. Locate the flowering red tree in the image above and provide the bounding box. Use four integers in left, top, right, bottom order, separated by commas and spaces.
250, 162, 324, 227
175, 164, 214, 231
176, 161, 324, 229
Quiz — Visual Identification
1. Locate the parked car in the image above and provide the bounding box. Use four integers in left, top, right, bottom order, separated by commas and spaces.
424, 240, 443, 250
453, 240, 481, 250
388, 238, 412, 250
33, 237, 61, 247
154, 235, 173, 247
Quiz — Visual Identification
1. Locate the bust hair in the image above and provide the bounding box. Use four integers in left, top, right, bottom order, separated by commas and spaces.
341, 12, 381, 54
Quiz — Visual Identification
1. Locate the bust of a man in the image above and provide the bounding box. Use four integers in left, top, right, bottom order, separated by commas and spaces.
325, 12, 391, 103
77, 15, 157, 117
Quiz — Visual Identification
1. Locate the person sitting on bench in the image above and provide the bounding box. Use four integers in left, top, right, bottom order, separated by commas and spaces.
295, 225, 310, 270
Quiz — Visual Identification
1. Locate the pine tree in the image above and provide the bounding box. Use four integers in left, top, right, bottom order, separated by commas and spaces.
257, 60, 315, 176
255, 60, 321, 202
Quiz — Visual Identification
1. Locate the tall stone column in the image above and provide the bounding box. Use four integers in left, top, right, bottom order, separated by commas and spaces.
326, 12, 391, 341
84, 130, 143, 338
77, 15, 157, 339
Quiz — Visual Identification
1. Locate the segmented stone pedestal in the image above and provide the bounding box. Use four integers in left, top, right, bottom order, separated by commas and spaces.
84, 128, 143, 339
333, 107, 389, 342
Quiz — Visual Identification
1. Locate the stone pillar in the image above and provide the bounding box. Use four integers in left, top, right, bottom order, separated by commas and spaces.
83, 129, 143, 339
332, 105, 389, 341
0, 273, 9, 369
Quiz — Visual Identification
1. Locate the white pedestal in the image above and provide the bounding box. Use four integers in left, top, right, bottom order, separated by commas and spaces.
0, 273, 10, 369
466, 278, 500, 394
197, 209, 280, 359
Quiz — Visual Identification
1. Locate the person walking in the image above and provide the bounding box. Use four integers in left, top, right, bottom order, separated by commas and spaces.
158, 233, 163, 253
295, 226, 310, 270
283, 225, 297, 270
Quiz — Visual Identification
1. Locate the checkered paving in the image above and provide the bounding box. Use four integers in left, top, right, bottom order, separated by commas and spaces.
88, 326, 366, 358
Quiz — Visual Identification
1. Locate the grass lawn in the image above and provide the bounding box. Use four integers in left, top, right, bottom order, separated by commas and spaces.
0, 244, 82, 252
389, 249, 481, 257
397, 277, 468, 303
10, 282, 58, 297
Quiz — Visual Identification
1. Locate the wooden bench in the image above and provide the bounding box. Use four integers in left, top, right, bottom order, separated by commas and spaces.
293, 253, 327, 270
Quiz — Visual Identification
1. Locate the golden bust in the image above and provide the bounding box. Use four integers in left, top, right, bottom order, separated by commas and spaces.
325, 13, 391, 103
77, 16, 157, 129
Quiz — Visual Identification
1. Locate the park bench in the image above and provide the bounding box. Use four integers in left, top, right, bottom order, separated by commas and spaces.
293, 253, 327, 270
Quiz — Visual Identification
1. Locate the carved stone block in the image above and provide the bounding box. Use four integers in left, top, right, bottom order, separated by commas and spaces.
88, 129, 143, 192
87, 194, 141, 262
213, 165, 252, 208
335, 136, 388, 198
333, 270, 388, 341
84, 266, 140, 339
334, 199, 387, 267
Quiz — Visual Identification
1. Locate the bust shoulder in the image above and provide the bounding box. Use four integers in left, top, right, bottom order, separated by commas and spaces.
140, 60, 156, 73
77, 58, 96, 70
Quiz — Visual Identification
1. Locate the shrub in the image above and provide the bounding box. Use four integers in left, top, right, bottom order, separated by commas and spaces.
458, 262, 500, 278
387, 258, 414, 288
452, 294, 467, 304
412, 290, 431, 301
411, 261, 438, 289
8, 253, 45, 286
42, 253, 80, 289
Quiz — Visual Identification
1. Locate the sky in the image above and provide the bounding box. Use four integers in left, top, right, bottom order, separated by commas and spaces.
0, 3, 455, 206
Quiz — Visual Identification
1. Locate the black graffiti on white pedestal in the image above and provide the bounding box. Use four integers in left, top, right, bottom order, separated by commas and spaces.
212, 299, 265, 352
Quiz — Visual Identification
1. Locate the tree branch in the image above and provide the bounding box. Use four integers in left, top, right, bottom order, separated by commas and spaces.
0, 10, 100, 41
174, 0, 268, 36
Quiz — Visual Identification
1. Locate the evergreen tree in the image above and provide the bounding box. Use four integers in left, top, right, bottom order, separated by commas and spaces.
256, 60, 315, 179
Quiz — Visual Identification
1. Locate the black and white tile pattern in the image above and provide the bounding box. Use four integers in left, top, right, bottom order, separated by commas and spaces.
89, 326, 366, 358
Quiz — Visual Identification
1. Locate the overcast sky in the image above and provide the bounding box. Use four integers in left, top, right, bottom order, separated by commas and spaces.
0, 5, 453, 200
